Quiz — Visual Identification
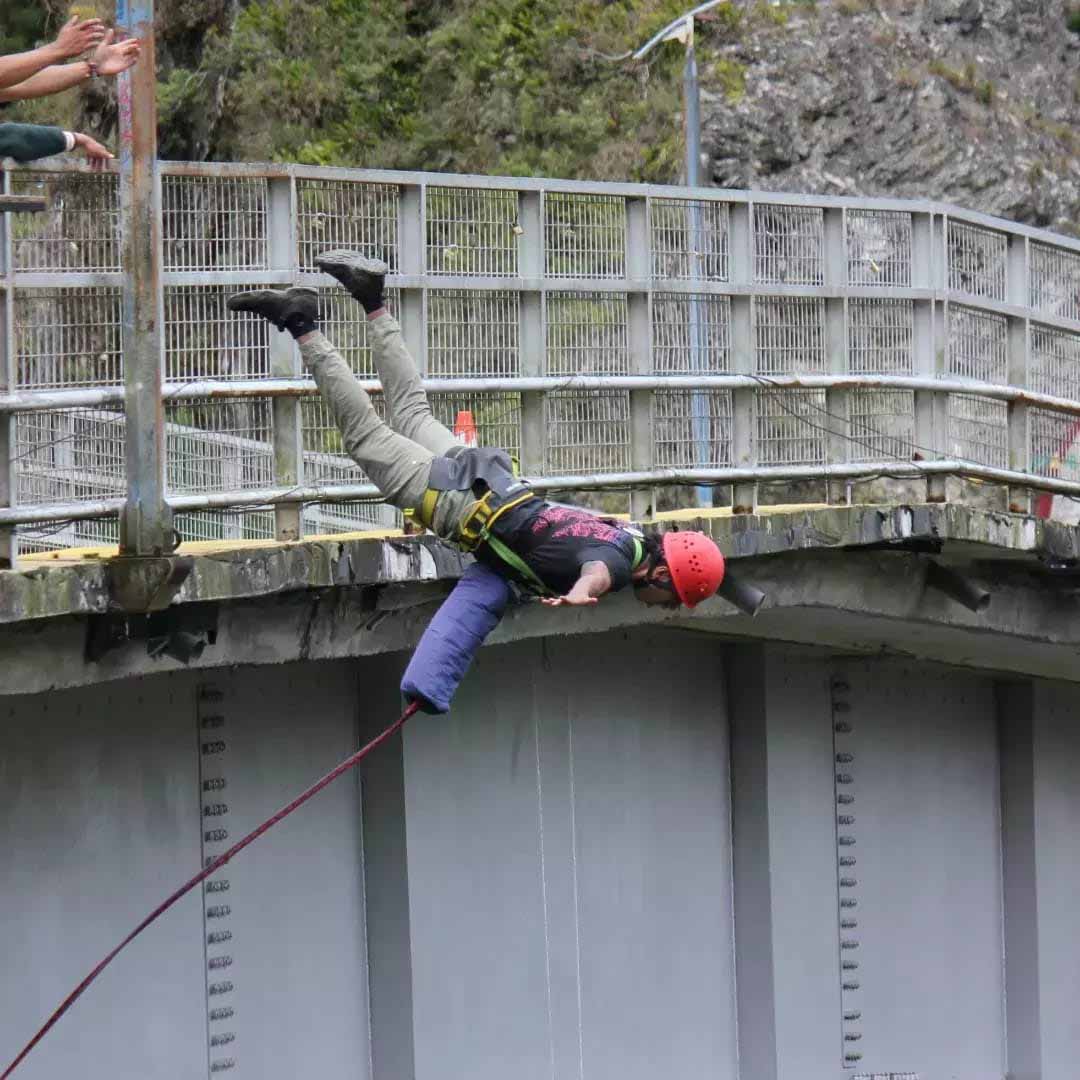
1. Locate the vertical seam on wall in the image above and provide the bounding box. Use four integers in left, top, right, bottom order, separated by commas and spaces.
832, 668, 863, 1069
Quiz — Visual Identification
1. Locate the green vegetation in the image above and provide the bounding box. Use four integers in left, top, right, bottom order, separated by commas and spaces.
928, 57, 994, 106
1067, 6, 1080, 34
0, 5, 47, 55
3, 0, 791, 184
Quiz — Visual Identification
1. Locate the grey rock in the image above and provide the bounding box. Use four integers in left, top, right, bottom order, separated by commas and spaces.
699, 2, 1080, 235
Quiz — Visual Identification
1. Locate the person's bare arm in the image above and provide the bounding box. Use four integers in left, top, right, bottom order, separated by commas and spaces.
71, 132, 115, 171
539, 561, 612, 607
0, 31, 140, 102
0, 17, 105, 91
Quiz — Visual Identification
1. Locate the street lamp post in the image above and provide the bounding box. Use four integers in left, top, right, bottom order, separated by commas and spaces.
634, 1, 729, 510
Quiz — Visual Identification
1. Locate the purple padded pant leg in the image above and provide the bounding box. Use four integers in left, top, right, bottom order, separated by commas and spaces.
400, 561, 512, 714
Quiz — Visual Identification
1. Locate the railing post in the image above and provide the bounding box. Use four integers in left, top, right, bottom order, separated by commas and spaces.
729, 201, 756, 512
0, 169, 14, 568
823, 207, 850, 504
118, 0, 173, 556
397, 183, 427, 376
1006, 233, 1032, 514
626, 196, 654, 521
913, 211, 948, 502
269, 173, 302, 541
518, 190, 547, 480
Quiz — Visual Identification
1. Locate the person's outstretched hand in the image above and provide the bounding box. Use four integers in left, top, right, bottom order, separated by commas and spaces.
52, 15, 106, 59
90, 30, 141, 77
73, 132, 114, 171
539, 593, 599, 607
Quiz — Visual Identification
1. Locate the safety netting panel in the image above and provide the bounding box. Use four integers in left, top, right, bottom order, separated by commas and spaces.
426, 187, 519, 277
298, 391, 402, 536
849, 390, 915, 463
948, 304, 1007, 384
848, 298, 915, 463
545, 292, 629, 375
165, 397, 275, 495
1031, 323, 1080, 399
848, 298, 914, 374
753, 204, 824, 285
431, 391, 522, 461
173, 509, 277, 544
1030, 325, 1080, 482
754, 295, 826, 374
544, 390, 631, 476
16, 516, 119, 555
652, 389, 732, 469
1030, 241, 1080, 323
846, 209, 912, 288
295, 179, 399, 272
16, 406, 126, 505
946, 304, 1007, 467
649, 198, 729, 282
544, 193, 626, 279
166, 285, 272, 381
755, 388, 828, 466
10, 170, 121, 272
651, 293, 730, 375
14, 286, 123, 389
162, 175, 269, 271
427, 290, 520, 378
752, 296, 827, 467
947, 220, 1008, 302
313, 287, 400, 377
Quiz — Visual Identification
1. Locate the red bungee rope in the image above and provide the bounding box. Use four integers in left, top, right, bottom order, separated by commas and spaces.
1, 700, 420, 1080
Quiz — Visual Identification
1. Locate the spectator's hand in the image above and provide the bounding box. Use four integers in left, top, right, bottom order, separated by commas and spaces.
53, 15, 106, 59
91, 30, 141, 78
73, 132, 114, 172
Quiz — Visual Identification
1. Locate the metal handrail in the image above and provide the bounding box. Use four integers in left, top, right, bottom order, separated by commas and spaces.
3, 373, 1080, 416
9, 159, 1080, 553
5, 458, 1080, 530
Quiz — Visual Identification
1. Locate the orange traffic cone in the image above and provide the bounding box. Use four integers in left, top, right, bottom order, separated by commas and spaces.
454, 410, 478, 447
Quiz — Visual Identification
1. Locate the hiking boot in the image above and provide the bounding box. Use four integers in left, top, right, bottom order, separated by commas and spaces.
315, 250, 388, 313
227, 286, 318, 335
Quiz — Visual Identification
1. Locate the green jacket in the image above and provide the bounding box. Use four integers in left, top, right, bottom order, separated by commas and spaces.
0, 122, 69, 163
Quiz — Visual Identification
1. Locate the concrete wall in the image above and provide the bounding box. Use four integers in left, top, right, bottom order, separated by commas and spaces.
3, 631, 1080, 1079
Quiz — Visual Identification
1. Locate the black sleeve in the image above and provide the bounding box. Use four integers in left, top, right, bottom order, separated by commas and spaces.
0, 122, 68, 163
578, 545, 634, 592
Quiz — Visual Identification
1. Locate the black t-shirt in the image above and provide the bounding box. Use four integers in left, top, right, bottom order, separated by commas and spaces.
479, 498, 640, 596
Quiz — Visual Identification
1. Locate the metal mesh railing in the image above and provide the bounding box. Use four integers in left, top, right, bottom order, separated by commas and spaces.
5, 162, 1080, 557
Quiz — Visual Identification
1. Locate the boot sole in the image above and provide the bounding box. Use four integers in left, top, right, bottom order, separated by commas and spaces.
315, 251, 389, 278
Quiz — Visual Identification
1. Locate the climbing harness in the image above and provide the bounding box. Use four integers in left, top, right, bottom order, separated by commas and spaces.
0, 701, 421, 1079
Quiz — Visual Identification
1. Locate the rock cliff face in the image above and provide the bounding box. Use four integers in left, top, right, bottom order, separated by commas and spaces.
701, 0, 1080, 232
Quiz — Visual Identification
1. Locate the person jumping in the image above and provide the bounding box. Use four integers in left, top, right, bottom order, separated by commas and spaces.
228, 252, 726, 708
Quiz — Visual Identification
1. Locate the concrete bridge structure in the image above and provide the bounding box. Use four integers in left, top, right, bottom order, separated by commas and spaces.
4, 160, 1080, 1080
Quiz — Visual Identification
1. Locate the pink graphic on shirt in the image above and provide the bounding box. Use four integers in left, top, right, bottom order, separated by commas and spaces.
531, 506, 624, 544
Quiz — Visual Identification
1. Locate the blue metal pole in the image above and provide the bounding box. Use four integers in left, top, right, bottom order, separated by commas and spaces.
117, 0, 173, 555
684, 36, 712, 509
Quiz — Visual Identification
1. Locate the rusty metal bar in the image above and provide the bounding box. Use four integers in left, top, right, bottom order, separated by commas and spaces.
117, 0, 174, 556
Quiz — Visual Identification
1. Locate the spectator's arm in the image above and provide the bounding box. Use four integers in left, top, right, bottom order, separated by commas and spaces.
0, 63, 92, 102
0, 28, 139, 102
0, 122, 69, 162
0, 17, 105, 91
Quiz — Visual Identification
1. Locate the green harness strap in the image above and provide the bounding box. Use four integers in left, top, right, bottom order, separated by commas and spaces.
481, 532, 645, 599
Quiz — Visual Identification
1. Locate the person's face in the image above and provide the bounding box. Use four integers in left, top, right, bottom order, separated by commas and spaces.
633, 564, 681, 608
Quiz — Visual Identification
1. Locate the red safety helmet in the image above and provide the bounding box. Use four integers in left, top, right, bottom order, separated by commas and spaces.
661, 531, 725, 608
